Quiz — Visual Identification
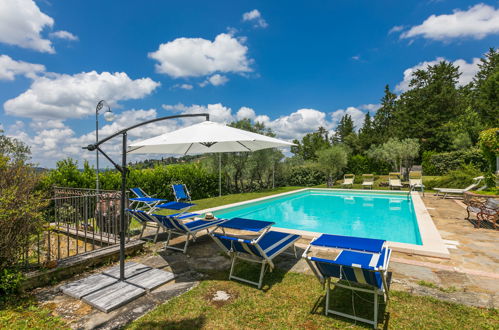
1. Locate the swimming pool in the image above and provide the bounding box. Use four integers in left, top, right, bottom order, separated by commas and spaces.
212, 189, 422, 245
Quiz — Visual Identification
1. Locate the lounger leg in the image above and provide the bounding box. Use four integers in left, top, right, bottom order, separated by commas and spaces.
153, 225, 160, 243
166, 231, 172, 247
183, 233, 190, 254
293, 244, 298, 258
374, 290, 378, 326
229, 254, 237, 281
139, 223, 146, 239
258, 262, 267, 289
325, 277, 330, 316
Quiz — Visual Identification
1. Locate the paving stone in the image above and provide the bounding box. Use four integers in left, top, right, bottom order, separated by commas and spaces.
103, 261, 151, 279
126, 268, 175, 291
60, 273, 117, 299
82, 281, 146, 313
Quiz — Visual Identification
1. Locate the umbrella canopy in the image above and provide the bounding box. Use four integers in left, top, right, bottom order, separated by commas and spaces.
128, 121, 294, 154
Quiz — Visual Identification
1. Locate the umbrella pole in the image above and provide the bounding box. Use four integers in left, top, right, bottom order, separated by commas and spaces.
120, 132, 127, 281
219, 153, 222, 197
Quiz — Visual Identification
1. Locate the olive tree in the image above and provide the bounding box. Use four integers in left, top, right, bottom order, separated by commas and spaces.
367, 138, 420, 179
317, 145, 349, 187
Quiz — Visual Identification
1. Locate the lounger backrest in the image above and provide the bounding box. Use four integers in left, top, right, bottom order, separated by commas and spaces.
464, 182, 479, 191
212, 233, 264, 259
312, 247, 390, 289
130, 188, 147, 198
154, 214, 184, 231
363, 174, 374, 183
127, 208, 154, 224
172, 184, 190, 202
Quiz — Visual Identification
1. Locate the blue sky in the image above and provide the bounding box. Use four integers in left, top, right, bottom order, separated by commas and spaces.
0, 0, 498, 167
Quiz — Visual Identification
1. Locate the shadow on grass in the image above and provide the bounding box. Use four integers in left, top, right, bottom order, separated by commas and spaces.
219, 247, 304, 292
308, 278, 391, 329
150, 234, 303, 290
132, 316, 205, 330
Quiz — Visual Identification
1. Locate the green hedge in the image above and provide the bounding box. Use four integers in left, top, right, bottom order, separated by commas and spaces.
282, 164, 325, 186
423, 164, 483, 189
40, 162, 219, 200
345, 154, 392, 175
422, 148, 488, 176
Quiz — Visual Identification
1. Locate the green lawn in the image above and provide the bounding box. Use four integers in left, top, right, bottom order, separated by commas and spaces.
0, 296, 67, 329
152, 186, 304, 217
127, 267, 498, 329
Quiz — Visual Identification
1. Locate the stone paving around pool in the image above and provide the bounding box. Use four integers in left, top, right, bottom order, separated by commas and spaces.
33, 194, 498, 328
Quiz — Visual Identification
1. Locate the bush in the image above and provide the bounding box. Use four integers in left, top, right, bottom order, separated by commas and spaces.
39, 159, 219, 200
346, 154, 392, 175
422, 148, 488, 176
424, 164, 483, 190
0, 269, 23, 300
0, 145, 47, 272
283, 163, 325, 186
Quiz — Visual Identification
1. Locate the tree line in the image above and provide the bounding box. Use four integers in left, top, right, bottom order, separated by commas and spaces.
290, 48, 498, 186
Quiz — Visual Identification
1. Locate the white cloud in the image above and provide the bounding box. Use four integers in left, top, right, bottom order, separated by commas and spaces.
389, 25, 404, 34
236, 106, 256, 120
7, 108, 180, 167
0, 54, 45, 80
401, 4, 499, 41
263, 109, 331, 140
200, 74, 229, 87
0, 0, 55, 53
359, 104, 381, 112
351, 55, 360, 61
396, 57, 480, 92
330, 107, 366, 131
162, 103, 234, 125
149, 33, 252, 78
4, 71, 160, 119
50, 30, 78, 41
173, 83, 193, 90
242, 9, 268, 28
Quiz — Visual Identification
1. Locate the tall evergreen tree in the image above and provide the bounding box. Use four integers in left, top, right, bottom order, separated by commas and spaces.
358, 112, 375, 151
397, 61, 461, 152
473, 48, 499, 126
291, 126, 330, 160
332, 114, 355, 144
373, 85, 397, 143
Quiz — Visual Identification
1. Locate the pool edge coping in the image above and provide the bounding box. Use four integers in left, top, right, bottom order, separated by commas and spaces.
196, 187, 450, 259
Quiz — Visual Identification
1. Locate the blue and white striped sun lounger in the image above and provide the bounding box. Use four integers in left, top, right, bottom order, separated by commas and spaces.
129, 187, 166, 210
127, 209, 225, 253
303, 234, 392, 327
211, 218, 301, 289
172, 184, 191, 202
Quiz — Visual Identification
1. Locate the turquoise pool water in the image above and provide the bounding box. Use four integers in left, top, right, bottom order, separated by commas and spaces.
213, 189, 422, 245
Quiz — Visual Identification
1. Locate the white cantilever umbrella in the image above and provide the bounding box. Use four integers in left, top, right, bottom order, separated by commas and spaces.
128, 120, 295, 195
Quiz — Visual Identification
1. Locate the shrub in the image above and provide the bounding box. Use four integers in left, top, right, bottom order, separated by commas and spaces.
424, 164, 483, 189
0, 269, 23, 300
478, 128, 499, 188
100, 163, 218, 200
283, 163, 325, 186
39, 160, 219, 200
346, 154, 392, 175
0, 143, 47, 272
422, 148, 488, 176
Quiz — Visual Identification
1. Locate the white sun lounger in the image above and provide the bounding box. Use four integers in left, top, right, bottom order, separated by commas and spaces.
388, 172, 402, 190
434, 176, 484, 199
342, 174, 355, 188
362, 174, 374, 189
